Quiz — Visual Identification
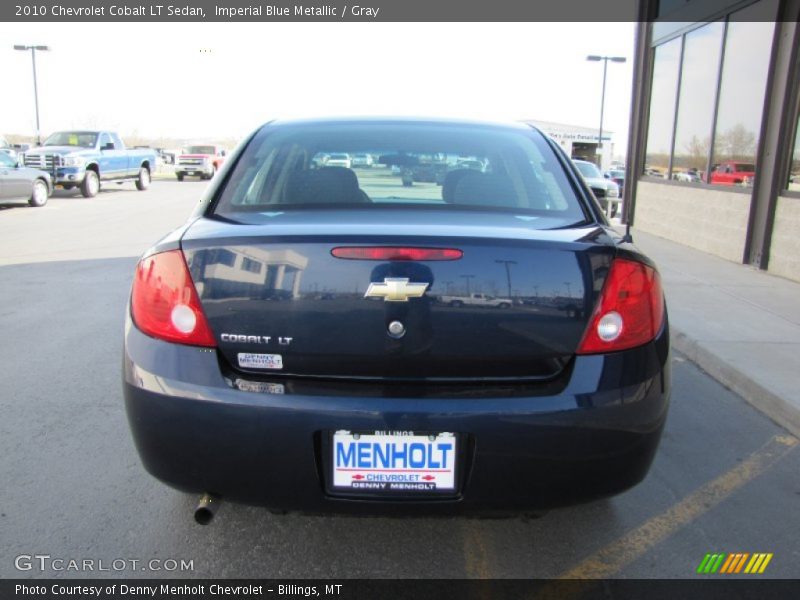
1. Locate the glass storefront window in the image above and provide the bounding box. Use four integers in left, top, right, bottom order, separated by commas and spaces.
790, 118, 800, 192
671, 21, 724, 181
710, 9, 775, 187
643, 37, 682, 179
643, 1, 779, 188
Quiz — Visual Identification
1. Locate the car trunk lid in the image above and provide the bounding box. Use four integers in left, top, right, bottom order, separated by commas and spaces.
181, 211, 616, 381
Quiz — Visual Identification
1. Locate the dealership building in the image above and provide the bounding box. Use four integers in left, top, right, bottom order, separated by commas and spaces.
625, 0, 800, 283
525, 120, 616, 171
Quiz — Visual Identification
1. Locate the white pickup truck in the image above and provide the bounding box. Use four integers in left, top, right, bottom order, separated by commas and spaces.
440, 293, 512, 309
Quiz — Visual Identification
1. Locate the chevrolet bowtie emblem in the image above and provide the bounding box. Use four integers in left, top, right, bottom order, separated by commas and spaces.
364, 278, 429, 302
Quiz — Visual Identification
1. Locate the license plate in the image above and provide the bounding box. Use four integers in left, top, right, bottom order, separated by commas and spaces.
331, 431, 457, 494
233, 379, 285, 394
237, 353, 283, 369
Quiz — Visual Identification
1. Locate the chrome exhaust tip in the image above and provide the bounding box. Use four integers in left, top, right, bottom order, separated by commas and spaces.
194, 493, 221, 525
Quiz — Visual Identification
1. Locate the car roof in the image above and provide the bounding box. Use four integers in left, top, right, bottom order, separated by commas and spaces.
267, 116, 535, 133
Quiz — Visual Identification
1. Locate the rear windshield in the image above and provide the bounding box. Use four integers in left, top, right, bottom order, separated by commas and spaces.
212, 123, 587, 227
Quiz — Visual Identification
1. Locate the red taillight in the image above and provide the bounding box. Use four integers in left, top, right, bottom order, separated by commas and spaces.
130, 249, 216, 347
577, 258, 665, 355
331, 247, 463, 261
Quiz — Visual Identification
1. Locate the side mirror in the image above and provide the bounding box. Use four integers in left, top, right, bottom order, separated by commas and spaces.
603, 173, 610, 179
102, 142, 115, 151
220, 150, 227, 157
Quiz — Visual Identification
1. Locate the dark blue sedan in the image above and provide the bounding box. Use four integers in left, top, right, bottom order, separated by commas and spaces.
123, 118, 670, 522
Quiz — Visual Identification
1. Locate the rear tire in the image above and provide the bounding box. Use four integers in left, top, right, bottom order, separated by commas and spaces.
498, 302, 511, 309
450, 300, 464, 308
135, 166, 151, 190
28, 179, 49, 207
81, 170, 100, 198
176, 173, 184, 182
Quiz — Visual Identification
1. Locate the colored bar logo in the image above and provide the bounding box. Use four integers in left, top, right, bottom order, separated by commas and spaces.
697, 553, 773, 574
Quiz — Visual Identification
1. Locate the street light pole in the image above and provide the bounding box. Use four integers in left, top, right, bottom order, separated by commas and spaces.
598, 58, 607, 169
460, 274, 475, 296
14, 44, 50, 145
586, 55, 626, 170
495, 259, 517, 299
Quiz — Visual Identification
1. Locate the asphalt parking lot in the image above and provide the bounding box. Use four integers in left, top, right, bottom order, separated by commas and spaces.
1, 180, 798, 579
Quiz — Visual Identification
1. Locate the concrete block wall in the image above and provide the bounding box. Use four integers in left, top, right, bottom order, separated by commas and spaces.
768, 196, 800, 282
633, 181, 751, 263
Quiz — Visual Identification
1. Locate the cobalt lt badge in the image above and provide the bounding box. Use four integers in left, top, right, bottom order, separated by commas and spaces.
364, 278, 429, 302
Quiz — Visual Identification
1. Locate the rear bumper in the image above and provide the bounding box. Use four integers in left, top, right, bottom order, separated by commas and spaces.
123, 319, 670, 515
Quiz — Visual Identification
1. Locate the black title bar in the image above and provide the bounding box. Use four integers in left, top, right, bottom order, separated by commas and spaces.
4, 579, 800, 600
5, 0, 644, 23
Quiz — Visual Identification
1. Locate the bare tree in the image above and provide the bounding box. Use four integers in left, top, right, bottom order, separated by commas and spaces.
716, 124, 756, 161
684, 135, 710, 170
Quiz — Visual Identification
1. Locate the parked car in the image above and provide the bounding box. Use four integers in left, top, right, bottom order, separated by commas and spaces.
673, 170, 702, 183
0, 136, 17, 160
439, 292, 512, 308
161, 149, 177, 165
431, 159, 485, 185
174, 145, 227, 181
401, 163, 449, 187
456, 159, 486, 171
0, 151, 52, 207
572, 159, 621, 218
23, 130, 156, 197
123, 117, 669, 520
325, 153, 352, 169
604, 169, 625, 196
709, 161, 755, 186
351, 153, 374, 168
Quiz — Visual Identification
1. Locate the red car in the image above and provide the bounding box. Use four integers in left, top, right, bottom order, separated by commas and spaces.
175, 144, 227, 181
709, 161, 755, 186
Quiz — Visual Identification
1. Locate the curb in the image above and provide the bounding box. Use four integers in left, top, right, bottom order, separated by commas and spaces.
671, 328, 800, 438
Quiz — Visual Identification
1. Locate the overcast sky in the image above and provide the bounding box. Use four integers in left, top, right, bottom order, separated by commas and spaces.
0, 22, 636, 149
